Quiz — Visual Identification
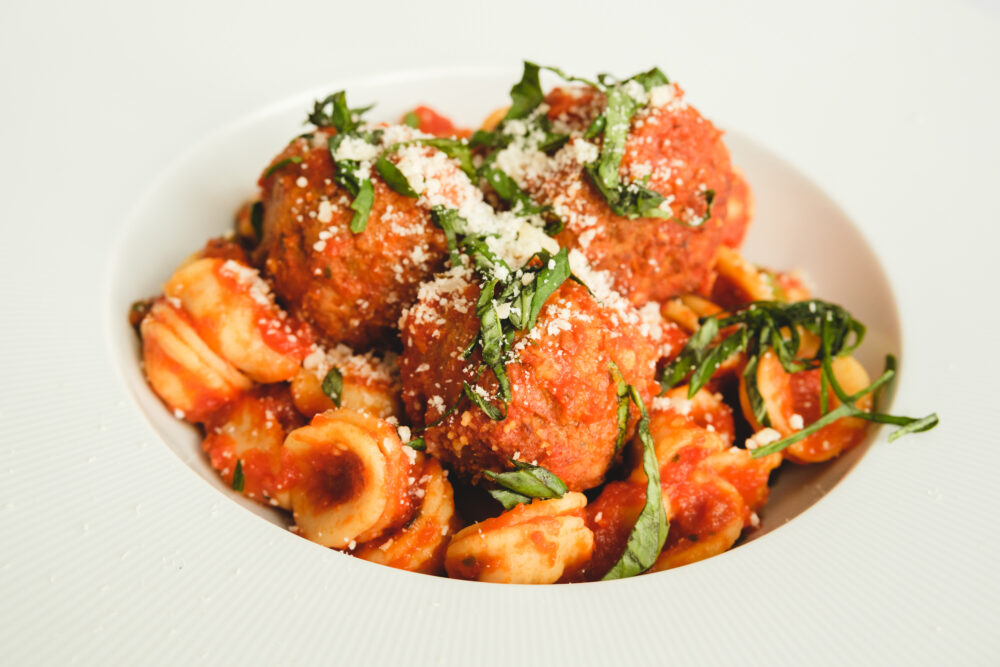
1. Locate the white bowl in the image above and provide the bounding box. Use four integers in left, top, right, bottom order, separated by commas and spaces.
107, 67, 899, 568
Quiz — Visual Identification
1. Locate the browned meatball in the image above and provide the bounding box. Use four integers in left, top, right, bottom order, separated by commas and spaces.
399, 265, 663, 491
253, 132, 449, 349
515, 84, 737, 306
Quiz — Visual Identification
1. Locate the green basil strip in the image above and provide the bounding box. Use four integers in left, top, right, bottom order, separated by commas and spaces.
306, 91, 372, 133
505, 61, 544, 121
698, 189, 716, 225
375, 155, 418, 197
263, 156, 304, 178
405, 437, 426, 451
523, 247, 571, 331
742, 354, 770, 427
429, 206, 464, 266
594, 87, 635, 192
321, 366, 343, 407
887, 413, 939, 442
403, 110, 420, 128
348, 179, 374, 234
653, 301, 943, 456
232, 460, 245, 492
483, 460, 568, 510
687, 328, 747, 397
610, 362, 630, 454
462, 381, 505, 421
603, 387, 668, 579
629, 67, 670, 90
249, 201, 264, 240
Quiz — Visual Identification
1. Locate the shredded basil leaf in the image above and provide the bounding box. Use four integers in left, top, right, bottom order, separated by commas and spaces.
429, 206, 464, 266
609, 362, 631, 454
462, 381, 506, 421
232, 460, 245, 492
483, 460, 568, 509
469, 129, 502, 150
403, 110, 420, 128
321, 366, 344, 407
348, 179, 374, 233
263, 156, 303, 178
523, 247, 571, 331
375, 155, 418, 197
505, 62, 544, 121
405, 437, 426, 451
658, 300, 939, 455
249, 201, 264, 241
629, 67, 670, 90
602, 386, 668, 579
306, 91, 372, 132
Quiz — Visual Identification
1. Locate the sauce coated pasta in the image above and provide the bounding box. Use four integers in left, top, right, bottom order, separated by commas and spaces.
131, 62, 937, 583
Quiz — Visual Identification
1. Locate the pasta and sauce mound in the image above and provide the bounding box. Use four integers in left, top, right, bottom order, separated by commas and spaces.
130, 64, 937, 583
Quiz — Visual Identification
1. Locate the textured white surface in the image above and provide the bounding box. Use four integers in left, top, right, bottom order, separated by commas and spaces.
1, 1, 998, 665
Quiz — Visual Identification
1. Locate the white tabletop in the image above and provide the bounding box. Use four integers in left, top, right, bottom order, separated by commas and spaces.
2, 1, 998, 664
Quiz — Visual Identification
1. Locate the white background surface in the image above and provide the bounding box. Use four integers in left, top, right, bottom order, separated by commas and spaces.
2, 1, 998, 664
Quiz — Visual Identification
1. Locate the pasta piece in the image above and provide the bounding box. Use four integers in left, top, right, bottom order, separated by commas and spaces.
712, 245, 779, 307
635, 411, 746, 571
202, 384, 304, 509
284, 409, 417, 548
140, 298, 252, 422
711, 246, 811, 308
445, 493, 594, 584
164, 257, 310, 383
661, 385, 736, 447
704, 446, 781, 523
355, 458, 461, 575
740, 350, 873, 463
291, 344, 401, 420
480, 106, 509, 131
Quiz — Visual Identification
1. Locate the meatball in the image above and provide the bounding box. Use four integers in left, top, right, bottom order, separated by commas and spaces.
509, 83, 738, 306
399, 262, 662, 492
252, 131, 450, 349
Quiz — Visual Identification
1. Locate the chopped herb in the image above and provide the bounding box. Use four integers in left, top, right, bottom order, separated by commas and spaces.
403, 110, 420, 128
505, 62, 544, 121
469, 128, 502, 150
263, 156, 303, 178
319, 95, 381, 235
609, 362, 631, 454
348, 179, 374, 233
306, 90, 372, 133
457, 245, 572, 419
321, 366, 344, 407
405, 437, 426, 451
462, 381, 506, 421
699, 189, 716, 224
375, 155, 418, 197
602, 386, 669, 579
232, 460, 245, 492
249, 201, 264, 240
659, 300, 939, 456
479, 164, 562, 232
483, 459, 568, 509
429, 206, 464, 265
629, 67, 670, 90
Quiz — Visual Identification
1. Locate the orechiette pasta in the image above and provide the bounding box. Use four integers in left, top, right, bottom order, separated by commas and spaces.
130, 62, 937, 583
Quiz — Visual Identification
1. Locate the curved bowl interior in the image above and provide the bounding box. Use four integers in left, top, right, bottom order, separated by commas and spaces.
106, 68, 901, 551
